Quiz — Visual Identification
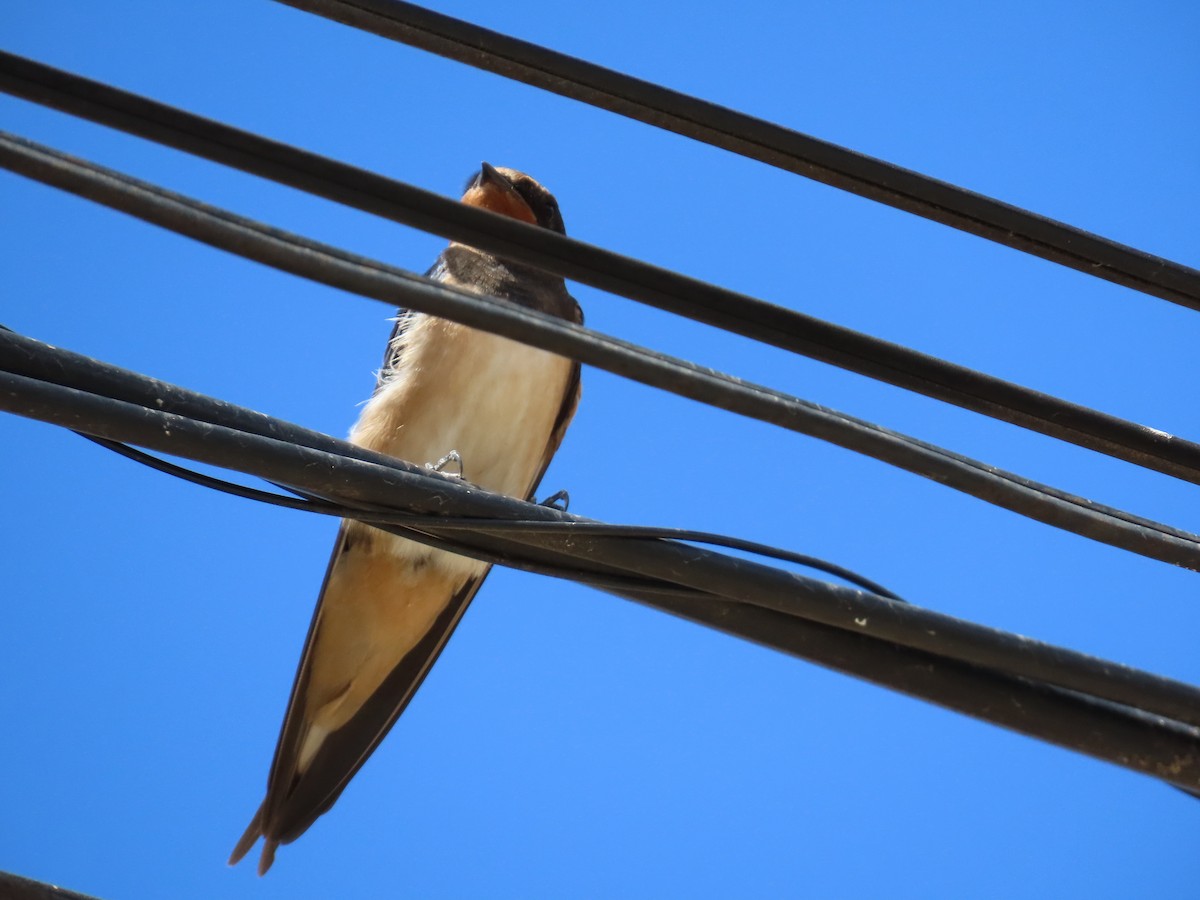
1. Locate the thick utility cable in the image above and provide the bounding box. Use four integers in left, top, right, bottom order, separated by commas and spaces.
28, 322, 1199, 752
3, 362, 1200, 791
2, 55, 1199, 488
6, 329, 1200, 737
3, 134, 1200, 575
0, 316, 901, 599
0, 870, 103, 900
270, 0, 1200, 311
81, 430, 1200, 733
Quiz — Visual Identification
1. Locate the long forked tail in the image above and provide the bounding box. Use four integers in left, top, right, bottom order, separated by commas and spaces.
228, 800, 278, 876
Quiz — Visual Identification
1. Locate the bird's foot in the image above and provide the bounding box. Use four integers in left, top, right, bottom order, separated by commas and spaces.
426, 450, 465, 479
539, 489, 570, 511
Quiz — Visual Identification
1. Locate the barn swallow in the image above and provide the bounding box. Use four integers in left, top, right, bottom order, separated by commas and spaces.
229, 163, 581, 875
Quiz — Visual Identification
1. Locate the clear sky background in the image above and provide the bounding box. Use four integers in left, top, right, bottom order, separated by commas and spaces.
2, 2, 1199, 897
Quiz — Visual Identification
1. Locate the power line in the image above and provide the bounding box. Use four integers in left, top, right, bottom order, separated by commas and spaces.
4, 51, 1200, 488
0, 870, 103, 900
274, 0, 1200, 310
3, 137, 1200, 575
3, 337, 1200, 792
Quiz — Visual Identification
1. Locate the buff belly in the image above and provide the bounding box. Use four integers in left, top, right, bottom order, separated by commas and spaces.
296, 314, 573, 748
348, 313, 572, 571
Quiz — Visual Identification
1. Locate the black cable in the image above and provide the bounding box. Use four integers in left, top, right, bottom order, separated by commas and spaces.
0, 870, 104, 900
4, 360, 1200, 791
78, 435, 1200, 747
271, 0, 1200, 311
85, 434, 905, 599
6, 332, 1200, 733
84, 441, 1200, 818
3, 53, 1200, 489
3, 137, 1200, 575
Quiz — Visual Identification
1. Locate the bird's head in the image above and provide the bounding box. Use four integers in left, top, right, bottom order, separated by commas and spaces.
460, 162, 566, 235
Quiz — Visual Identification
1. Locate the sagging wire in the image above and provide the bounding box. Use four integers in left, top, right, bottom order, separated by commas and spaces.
82, 433, 906, 600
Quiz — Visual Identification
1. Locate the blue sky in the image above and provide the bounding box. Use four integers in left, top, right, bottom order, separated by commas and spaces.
2, 1, 1198, 897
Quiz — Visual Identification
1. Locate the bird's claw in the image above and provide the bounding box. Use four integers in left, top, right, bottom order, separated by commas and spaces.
539, 489, 570, 511
426, 450, 465, 479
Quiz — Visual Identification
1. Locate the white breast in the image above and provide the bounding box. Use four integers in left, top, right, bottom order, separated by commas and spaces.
348, 314, 574, 575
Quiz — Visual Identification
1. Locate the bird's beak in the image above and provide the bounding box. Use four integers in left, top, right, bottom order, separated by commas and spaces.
461, 162, 537, 225
479, 161, 506, 187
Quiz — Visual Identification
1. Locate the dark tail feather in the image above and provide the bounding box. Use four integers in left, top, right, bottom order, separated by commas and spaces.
229, 800, 265, 868
258, 839, 279, 876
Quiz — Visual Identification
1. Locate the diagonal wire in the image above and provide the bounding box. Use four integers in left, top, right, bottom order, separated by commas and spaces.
2, 51, 1200, 487
273, 0, 1200, 310
0, 870, 104, 900
3, 134, 1200, 574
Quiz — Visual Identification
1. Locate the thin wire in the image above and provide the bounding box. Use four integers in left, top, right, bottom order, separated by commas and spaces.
4, 137, 1200, 575
81, 436, 688, 596
84, 434, 906, 599
274, 0, 1200, 310
3, 52, 1200, 487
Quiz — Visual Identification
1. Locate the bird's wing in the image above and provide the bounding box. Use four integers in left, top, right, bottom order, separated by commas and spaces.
232, 283, 581, 874
231, 283, 470, 873
526, 296, 583, 499
230, 531, 489, 873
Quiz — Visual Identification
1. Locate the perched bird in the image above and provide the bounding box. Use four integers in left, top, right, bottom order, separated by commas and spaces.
230, 163, 581, 875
